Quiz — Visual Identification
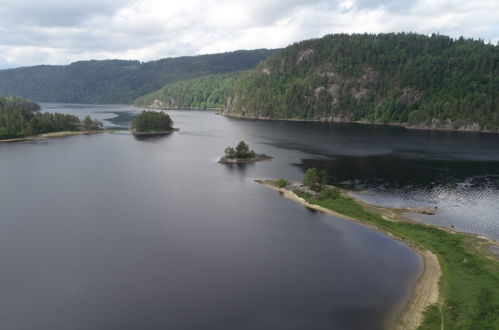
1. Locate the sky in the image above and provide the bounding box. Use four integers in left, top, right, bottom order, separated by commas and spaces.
0, 0, 498, 69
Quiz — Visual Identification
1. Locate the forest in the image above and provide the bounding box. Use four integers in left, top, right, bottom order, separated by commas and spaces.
134, 72, 246, 109
0, 95, 41, 112
0, 49, 276, 104
0, 95, 101, 139
222, 33, 499, 131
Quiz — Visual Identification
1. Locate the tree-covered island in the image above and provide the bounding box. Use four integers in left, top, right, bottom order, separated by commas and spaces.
218, 141, 272, 163
131, 110, 176, 136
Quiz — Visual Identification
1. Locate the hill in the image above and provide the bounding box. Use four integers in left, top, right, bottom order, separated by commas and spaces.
0, 49, 276, 104
222, 33, 499, 132
0, 95, 41, 112
134, 72, 245, 109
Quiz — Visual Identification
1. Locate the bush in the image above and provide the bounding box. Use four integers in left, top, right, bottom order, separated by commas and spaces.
224, 140, 257, 159
276, 178, 287, 188
303, 168, 328, 190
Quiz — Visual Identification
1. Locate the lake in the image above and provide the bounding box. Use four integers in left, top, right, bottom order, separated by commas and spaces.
1, 103, 496, 329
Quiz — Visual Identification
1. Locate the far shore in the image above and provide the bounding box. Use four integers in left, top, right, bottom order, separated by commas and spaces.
221, 113, 499, 135
255, 179, 499, 330
135, 105, 221, 111
0, 130, 108, 143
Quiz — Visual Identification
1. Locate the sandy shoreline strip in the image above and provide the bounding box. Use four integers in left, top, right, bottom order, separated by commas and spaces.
0, 130, 106, 143
255, 179, 442, 330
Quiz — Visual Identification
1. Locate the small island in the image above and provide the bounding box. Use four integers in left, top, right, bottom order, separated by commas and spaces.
131, 110, 177, 136
218, 140, 272, 164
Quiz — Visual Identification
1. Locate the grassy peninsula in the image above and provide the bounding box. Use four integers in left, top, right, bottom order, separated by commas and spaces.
257, 170, 498, 330
223, 33, 499, 132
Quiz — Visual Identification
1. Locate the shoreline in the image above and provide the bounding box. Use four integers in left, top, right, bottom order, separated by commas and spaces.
222, 113, 499, 135
0, 130, 107, 143
257, 178, 499, 329
218, 155, 273, 164
134, 105, 221, 111
255, 179, 441, 330
131, 128, 177, 136
255, 179, 447, 330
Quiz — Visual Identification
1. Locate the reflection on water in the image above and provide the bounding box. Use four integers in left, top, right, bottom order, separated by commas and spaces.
41, 104, 499, 240
0, 105, 424, 330
302, 155, 499, 240
133, 133, 173, 141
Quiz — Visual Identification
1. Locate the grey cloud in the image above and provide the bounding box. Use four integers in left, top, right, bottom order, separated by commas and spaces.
354, 0, 417, 13
0, 0, 497, 69
0, 0, 132, 26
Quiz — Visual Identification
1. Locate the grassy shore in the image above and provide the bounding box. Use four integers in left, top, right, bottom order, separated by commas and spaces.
256, 179, 499, 330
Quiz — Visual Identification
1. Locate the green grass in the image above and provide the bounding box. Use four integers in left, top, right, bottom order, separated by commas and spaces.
294, 188, 499, 330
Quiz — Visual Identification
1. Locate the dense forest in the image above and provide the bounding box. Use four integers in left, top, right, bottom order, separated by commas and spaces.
0, 49, 276, 104
0, 95, 101, 139
223, 33, 499, 132
134, 72, 246, 109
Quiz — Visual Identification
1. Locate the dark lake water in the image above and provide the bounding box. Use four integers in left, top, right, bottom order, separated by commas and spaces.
2, 103, 497, 329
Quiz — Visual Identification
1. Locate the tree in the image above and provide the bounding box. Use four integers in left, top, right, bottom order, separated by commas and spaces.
234, 140, 255, 158
276, 178, 287, 188
83, 115, 93, 130
303, 168, 328, 189
235, 140, 249, 158
224, 147, 236, 159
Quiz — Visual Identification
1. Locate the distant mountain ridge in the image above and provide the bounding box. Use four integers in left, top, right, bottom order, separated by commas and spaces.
0, 49, 277, 104
222, 33, 499, 132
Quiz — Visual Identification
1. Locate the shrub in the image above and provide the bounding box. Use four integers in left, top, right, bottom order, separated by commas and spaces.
276, 178, 287, 188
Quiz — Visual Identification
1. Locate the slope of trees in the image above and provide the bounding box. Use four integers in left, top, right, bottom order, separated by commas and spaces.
0, 95, 41, 111
134, 72, 246, 109
0, 95, 101, 139
0, 50, 276, 104
223, 33, 499, 132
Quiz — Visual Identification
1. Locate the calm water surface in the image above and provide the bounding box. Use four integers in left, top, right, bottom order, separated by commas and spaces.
2, 102, 494, 329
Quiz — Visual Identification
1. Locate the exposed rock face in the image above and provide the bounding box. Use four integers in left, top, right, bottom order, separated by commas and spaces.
297, 48, 314, 64
150, 98, 176, 108
400, 88, 422, 106
259, 67, 271, 75
409, 119, 482, 132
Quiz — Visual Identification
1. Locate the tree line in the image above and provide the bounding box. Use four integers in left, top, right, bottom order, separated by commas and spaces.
0, 50, 277, 104
134, 72, 246, 109
0, 96, 102, 139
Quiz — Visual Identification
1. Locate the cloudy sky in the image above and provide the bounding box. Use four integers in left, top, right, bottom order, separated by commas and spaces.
0, 0, 497, 69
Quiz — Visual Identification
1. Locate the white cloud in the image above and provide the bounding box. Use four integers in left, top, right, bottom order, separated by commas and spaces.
0, 0, 497, 69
